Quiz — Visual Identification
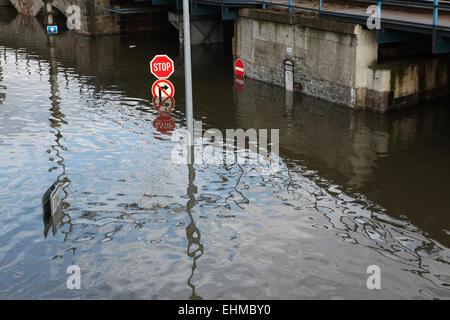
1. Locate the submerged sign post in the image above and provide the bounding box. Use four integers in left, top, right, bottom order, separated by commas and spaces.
151, 55, 175, 102
150, 54, 177, 136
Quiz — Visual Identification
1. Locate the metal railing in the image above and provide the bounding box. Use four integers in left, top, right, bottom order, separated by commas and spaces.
218, 0, 450, 32
138, 0, 450, 34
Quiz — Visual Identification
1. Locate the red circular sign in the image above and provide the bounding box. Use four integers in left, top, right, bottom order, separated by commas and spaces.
150, 55, 174, 79
234, 58, 245, 78
151, 79, 175, 98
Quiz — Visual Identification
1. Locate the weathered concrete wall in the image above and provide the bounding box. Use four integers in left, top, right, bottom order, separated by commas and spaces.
81, 0, 121, 35
235, 9, 450, 112
7, 0, 169, 35
366, 57, 450, 112
7, 0, 122, 35
9, 0, 44, 16
235, 9, 377, 108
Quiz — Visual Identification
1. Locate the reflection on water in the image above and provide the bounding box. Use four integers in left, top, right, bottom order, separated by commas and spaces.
232, 81, 450, 247
186, 159, 203, 300
45, 35, 71, 239
152, 96, 176, 138
0, 12, 449, 299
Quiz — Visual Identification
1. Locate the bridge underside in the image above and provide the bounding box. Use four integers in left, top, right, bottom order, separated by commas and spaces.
4, 0, 450, 54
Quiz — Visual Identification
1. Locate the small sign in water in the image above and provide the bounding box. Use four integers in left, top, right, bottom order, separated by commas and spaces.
42, 182, 61, 217
47, 26, 58, 35
42, 182, 63, 238
50, 184, 61, 216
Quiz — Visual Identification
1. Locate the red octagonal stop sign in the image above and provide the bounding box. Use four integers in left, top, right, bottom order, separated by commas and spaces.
150, 55, 174, 79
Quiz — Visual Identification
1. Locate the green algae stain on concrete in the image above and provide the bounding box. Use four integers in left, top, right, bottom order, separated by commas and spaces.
390, 67, 406, 92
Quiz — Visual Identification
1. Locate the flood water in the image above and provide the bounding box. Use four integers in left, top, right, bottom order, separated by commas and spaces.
0, 10, 449, 299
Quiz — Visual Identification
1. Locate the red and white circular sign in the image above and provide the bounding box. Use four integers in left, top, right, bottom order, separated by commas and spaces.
234, 58, 245, 78
150, 55, 174, 79
152, 79, 175, 98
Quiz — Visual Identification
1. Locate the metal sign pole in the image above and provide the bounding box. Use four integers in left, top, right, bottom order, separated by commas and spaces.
183, 0, 194, 152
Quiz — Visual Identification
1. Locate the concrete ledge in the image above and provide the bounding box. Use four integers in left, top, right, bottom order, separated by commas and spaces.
366, 55, 450, 112
238, 8, 357, 35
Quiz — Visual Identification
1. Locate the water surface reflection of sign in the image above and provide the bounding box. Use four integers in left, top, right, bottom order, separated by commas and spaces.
153, 113, 175, 135
235, 77, 244, 93
152, 96, 175, 114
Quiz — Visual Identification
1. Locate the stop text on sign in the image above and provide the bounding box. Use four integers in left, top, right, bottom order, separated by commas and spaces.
153, 63, 171, 72
150, 55, 174, 79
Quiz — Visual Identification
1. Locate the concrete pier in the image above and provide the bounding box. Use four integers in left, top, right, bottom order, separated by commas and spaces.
234, 9, 450, 112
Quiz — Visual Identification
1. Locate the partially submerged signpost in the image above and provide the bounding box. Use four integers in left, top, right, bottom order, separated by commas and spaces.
150, 55, 177, 137
42, 182, 62, 238
46, 1, 58, 35
149, 0, 193, 157
42, 182, 61, 218
150, 55, 175, 107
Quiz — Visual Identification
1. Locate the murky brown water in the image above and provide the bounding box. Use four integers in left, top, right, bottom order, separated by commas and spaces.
0, 9, 449, 299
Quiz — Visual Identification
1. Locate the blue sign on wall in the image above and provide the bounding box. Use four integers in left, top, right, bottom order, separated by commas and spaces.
46, 26, 58, 35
